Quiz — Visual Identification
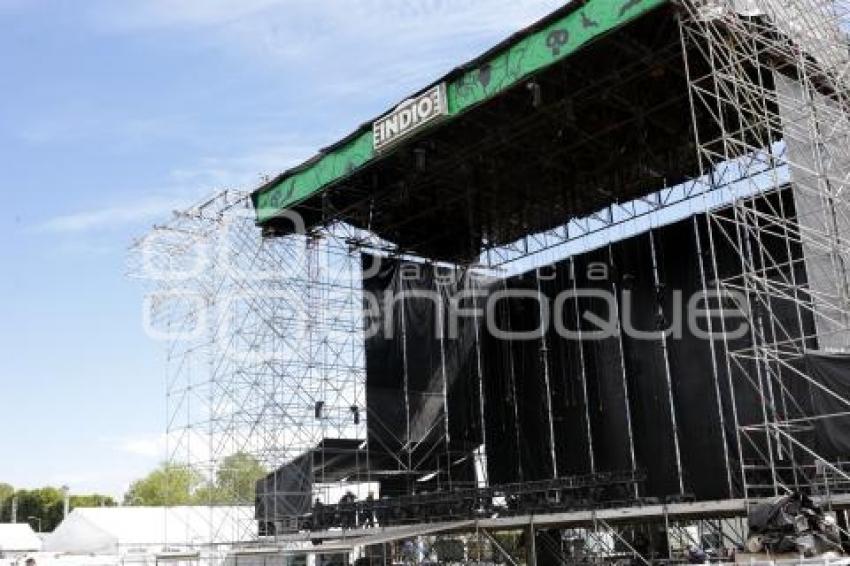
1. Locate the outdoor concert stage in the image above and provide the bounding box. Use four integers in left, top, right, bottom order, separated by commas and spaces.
244, 0, 850, 560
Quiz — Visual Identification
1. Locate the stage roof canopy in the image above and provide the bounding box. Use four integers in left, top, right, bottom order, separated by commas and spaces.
251, 0, 714, 261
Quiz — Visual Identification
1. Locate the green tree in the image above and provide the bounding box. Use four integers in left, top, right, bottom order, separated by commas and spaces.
0, 485, 116, 529
191, 481, 224, 505
125, 455, 267, 506
123, 463, 203, 506
70, 494, 117, 509
14, 488, 64, 532
192, 452, 268, 505
0, 483, 14, 522
214, 452, 267, 504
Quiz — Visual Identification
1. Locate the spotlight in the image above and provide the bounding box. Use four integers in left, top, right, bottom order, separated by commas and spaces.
527, 81, 542, 108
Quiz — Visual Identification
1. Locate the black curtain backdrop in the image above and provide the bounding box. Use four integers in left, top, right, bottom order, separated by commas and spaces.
613, 232, 680, 498
362, 189, 819, 502
401, 261, 446, 471
507, 272, 556, 481
363, 255, 408, 467
692, 213, 748, 496
440, 268, 485, 484
806, 352, 850, 457
481, 278, 524, 484
657, 219, 729, 499
702, 203, 765, 469
544, 259, 593, 476
573, 247, 635, 476
363, 254, 482, 494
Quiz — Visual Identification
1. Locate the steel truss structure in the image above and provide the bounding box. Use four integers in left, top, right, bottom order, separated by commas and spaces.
679, 0, 850, 501
129, 191, 370, 560
128, 0, 850, 563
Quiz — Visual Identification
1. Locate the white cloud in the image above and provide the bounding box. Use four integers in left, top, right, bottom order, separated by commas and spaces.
28, 0, 572, 237
35, 196, 188, 234
83, 0, 570, 153
18, 109, 196, 147
90, 1, 567, 82
13, 436, 168, 498
115, 428, 285, 476
93, 0, 564, 33
55, 240, 121, 257
34, 138, 317, 235
26, 1, 571, 242
93, 0, 290, 31
169, 139, 318, 189
117, 433, 167, 459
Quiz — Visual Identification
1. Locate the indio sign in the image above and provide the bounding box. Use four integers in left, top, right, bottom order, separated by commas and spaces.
373, 83, 448, 153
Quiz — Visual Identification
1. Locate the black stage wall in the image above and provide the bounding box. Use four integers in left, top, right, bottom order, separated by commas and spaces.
362, 189, 817, 501
363, 255, 482, 495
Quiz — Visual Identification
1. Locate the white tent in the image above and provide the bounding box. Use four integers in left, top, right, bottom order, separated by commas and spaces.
43, 507, 255, 556
0, 523, 42, 556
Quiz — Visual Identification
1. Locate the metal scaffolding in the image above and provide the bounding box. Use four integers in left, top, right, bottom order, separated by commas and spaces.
679, 0, 850, 500
129, 191, 369, 560
127, 0, 850, 563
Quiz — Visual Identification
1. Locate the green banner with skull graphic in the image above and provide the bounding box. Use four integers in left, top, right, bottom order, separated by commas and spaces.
253, 0, 667, 224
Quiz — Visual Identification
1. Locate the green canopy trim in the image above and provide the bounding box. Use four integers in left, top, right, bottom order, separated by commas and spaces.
253, 0, 667, 224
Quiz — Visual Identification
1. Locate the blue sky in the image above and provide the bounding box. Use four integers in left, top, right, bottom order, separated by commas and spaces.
0, 0, 565, 497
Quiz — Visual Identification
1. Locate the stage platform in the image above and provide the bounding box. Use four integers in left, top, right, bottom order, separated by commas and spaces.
269, 493, 850, 553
